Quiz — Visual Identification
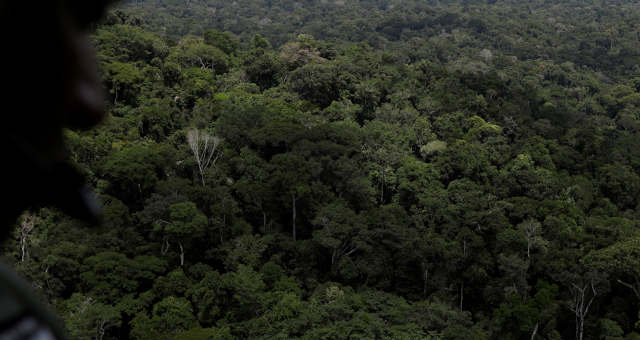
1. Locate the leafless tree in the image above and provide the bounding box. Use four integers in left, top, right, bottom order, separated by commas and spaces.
479, 48, 493, 63
19, 213, 35, 263
568, 281, 598, 340
519, 219, 542, 259
97, 317, 113, 340
187, 128, 222, 186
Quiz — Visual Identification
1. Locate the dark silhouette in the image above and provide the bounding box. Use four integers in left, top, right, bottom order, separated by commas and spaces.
0, 1, 113, 338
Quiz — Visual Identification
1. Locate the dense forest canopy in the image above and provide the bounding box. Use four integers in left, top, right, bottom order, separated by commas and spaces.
121, 0, 640, 77
4, 0, 640, 339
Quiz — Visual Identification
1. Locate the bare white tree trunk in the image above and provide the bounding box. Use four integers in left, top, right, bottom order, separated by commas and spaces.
178, 242, 185, 267
421, 261, 429, 299
530, 322, 539, 340
97, 316, 117, 340
161, 237, 170, 255
198, 57, 209, 70
187, 129, 222, 186
569, 281, 597, 340
19, 213, 35, 263
463, 239, 467, 257
459, 281, 464, 311
520, 219, 541, 259
98, 319, 107, 340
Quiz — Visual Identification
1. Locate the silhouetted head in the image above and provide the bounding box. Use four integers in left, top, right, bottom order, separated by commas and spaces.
0, 0, 115, 227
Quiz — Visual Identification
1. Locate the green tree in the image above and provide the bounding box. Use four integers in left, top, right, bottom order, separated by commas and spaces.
203, 29, 238, 55
131, 297, 197, 340
62, 294, 122, 340
155, 202, 207, 266
100, 143, 171, 207
102, 61, 144, 105
80, 252, 166, 303
312, 201, 367, 273
585, 236, 640, 300
269, 152, 318, 241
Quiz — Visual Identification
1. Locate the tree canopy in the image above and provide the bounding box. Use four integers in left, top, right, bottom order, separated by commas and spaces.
4, 1, 640, 339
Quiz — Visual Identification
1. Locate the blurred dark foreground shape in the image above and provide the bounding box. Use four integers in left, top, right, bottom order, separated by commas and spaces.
0, 1, 114, 338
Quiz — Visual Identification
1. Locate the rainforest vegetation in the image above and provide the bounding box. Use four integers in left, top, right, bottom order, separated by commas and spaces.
4, 0, 640, 339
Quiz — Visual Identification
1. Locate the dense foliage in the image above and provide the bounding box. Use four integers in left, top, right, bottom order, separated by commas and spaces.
4, 0, 640, 339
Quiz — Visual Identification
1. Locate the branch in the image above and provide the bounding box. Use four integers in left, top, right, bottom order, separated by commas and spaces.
617, 279, 640, 299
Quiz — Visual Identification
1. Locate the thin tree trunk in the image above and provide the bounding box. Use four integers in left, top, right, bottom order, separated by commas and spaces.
161, 238, 170, 255
292, 194, 297, 241
98, 319, 106, 340
460, 281, 464, 311
21, 238, 26, 263
578, 316, 583, 340
463, 239, 467, 257
575, 302, 580, 340
262, 210, 267, 232
20, 214, 34, 263
570, 282, 597, 340
380, 167, 385, 204
113, 80, 118, 105
220, 215, 226, 243
530, 322, 539, 340
422, 263, 429, 299
179, 242, 185, 266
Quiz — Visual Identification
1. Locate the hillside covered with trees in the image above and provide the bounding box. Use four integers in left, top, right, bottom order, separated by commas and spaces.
4, 0, 640, 339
